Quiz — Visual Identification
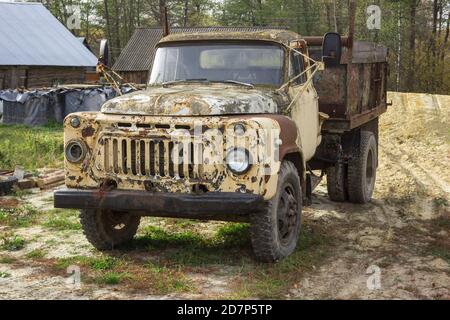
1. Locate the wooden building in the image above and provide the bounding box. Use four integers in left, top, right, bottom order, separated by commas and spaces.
0, 2, 98, 90
113, 27, 287, 84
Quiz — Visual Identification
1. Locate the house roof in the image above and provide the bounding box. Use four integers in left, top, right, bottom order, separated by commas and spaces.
0, 2, 98, 67
113, 26, 288, 72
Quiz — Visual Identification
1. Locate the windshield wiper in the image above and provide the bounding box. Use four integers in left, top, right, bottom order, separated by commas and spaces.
162, 79, 209, 87
222, 80, 254, 88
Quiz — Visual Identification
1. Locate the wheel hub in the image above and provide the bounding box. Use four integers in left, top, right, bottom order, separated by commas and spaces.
277, 184, 298, 244
102, 210, 130, 232
366, 149, 376, 191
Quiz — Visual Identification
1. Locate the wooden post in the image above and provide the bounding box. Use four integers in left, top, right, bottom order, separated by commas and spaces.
161, 6, 170, 37
348, 0, 356, 52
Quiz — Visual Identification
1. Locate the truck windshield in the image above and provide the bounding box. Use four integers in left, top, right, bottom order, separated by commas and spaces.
149, 43, 285, 87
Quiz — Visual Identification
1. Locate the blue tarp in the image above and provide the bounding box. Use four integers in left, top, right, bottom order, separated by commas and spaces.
0, 91, 53, 126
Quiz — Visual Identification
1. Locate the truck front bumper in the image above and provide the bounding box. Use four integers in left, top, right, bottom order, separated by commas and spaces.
54, 189, 265, 221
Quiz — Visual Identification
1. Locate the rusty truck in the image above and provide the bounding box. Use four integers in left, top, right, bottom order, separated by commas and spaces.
55, 24, 388, 262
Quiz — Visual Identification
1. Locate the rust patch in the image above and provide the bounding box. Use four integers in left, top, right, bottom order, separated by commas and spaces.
159, 29, 301, 47
262, 114, 299, 160
102, 84, 278, 116
228, 113, 299, 160
81, 126, 95, 138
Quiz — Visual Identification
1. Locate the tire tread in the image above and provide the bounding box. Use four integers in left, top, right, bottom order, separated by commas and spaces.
250, 161, 302, 262
80, 209, 140, 251
347, 131, 377, 204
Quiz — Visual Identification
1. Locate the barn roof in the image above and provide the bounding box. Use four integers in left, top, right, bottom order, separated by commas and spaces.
0, 2, 98, 67
113, 26, 288, 72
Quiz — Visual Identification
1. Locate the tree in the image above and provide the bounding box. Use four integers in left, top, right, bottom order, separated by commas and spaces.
34, 0, 450, 94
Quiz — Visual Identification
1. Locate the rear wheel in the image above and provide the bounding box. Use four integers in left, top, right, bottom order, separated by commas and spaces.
80, 209, 141, 250
347, 131, 378, 204
326, 163, 348, 202
250, 161, 302, 262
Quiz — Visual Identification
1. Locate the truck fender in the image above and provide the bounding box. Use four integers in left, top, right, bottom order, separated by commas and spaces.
266, 114, 306, 184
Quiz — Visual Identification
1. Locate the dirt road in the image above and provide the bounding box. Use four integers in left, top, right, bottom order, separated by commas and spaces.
0, 92, 449, 300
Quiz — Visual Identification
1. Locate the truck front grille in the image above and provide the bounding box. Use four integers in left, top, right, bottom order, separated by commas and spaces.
102, 137, 203, 179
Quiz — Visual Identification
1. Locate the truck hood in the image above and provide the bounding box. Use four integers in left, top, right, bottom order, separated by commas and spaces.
101, 85, 280, 116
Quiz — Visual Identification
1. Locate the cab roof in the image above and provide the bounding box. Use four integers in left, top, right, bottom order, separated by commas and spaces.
158, 29, 301, 47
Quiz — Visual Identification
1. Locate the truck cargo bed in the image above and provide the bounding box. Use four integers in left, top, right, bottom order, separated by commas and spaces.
309, 40, 388, 133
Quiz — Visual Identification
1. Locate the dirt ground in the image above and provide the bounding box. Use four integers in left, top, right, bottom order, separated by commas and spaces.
0, 92, 449, 300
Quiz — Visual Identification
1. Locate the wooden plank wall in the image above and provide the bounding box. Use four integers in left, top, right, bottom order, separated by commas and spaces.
0, 67, 86, 89
118, 71, 149, 84
27, 67, 85, 88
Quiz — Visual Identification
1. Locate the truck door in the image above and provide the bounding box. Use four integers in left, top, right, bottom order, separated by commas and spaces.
288, 49, 320, 161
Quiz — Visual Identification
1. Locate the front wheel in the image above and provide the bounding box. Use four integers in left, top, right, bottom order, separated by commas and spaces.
80, 209, 141, 250
250, 161, 302, 262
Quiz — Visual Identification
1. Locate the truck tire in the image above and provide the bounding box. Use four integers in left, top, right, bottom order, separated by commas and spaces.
80, 209, 141, 250
347, 131, 377, 204
250, 161, 302, 262
326, 163, 348, 202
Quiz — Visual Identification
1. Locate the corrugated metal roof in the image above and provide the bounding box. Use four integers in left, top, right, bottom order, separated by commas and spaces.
0, 2, 98, 67
113, 26, 288, 72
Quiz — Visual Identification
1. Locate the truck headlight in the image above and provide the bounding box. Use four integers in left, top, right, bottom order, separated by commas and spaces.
226, 148, 251, 174
65, 140, 87, 163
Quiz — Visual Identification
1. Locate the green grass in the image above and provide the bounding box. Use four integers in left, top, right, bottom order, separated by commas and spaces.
53, 254, 194, 292
54, 256, 123, 285
55, 256, 119, 270
0, 124, 64, 170
133, 223, 252, 266
433, 197, 449, 209
133, 222, 332, 298
0, 255, 16, 264
42, 209, 81, 231
215, 223, 251, 248
95, 272, 130, 285
145, 262, 194, 294
0, 271, 11, 278
0, 205, 40, 228
430, 247, 450, 264
48, 221, 330, 298
229, 225, 332, 299
10, 189, 33, 199
26, 249, 46, 259
0, 234, 26, 251
89, 256, 118, 271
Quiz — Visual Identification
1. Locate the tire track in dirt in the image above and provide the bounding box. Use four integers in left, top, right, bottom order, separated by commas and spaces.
382, 144, 450, 197
289, 93, 450, 299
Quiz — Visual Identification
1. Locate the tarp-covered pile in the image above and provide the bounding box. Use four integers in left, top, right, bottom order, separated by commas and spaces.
0, 86, 136, 126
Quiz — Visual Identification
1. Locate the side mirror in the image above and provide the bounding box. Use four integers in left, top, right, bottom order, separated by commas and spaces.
99, 39, 110, 66
322, 32, 342, 67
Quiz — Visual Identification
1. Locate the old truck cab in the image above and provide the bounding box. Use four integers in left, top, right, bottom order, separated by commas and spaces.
55, 29, 387, 262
